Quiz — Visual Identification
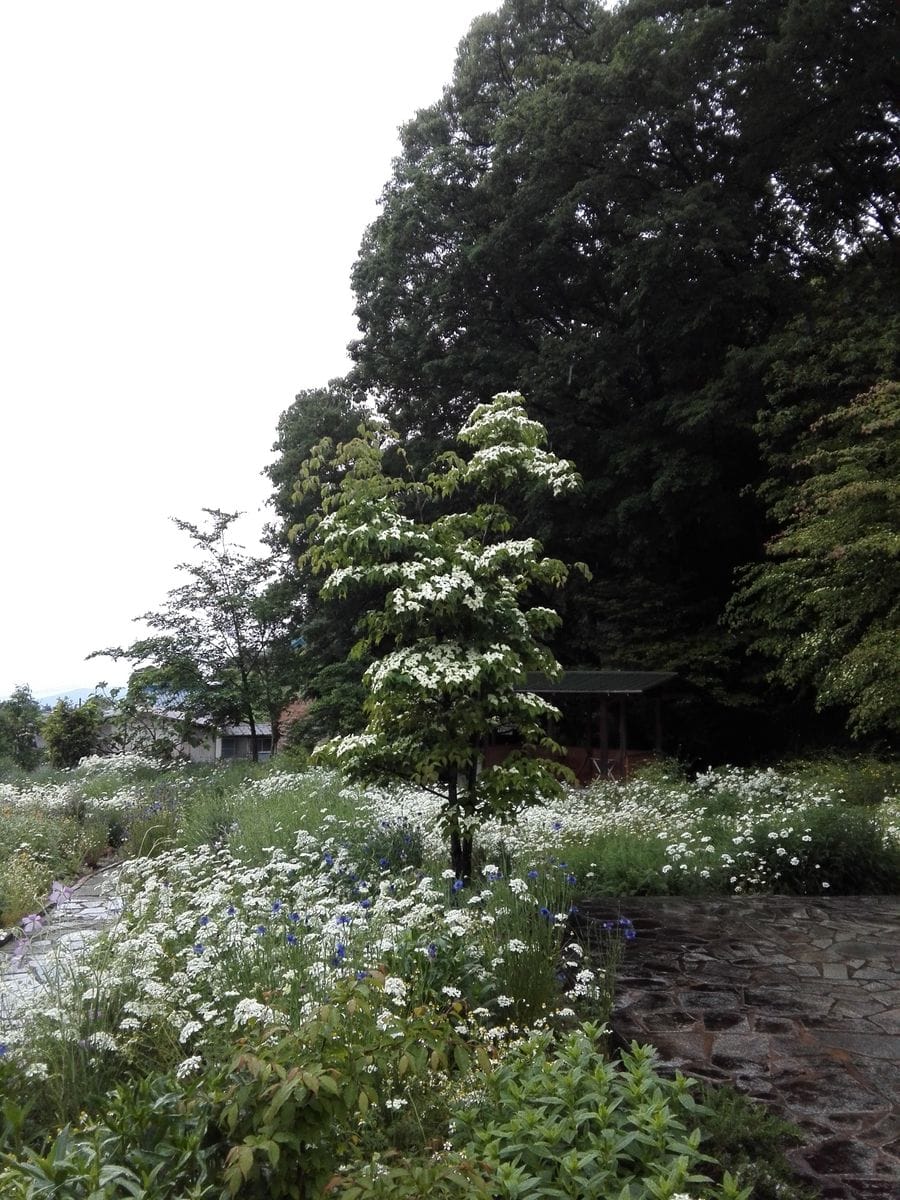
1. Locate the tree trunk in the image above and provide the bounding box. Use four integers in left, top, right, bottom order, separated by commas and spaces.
448, 762, 477, 884
450, 828, 473, 886
247, 710, 259, 762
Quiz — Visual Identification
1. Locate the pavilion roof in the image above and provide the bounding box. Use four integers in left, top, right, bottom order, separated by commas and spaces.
522, 670, 677, 696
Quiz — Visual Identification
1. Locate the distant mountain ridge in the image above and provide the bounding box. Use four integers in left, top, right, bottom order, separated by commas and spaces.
36, 687, 100, 709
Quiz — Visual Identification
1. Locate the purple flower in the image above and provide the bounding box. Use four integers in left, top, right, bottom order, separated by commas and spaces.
286, 932, 298, 947
427, 942, 438, 960
565, 873, 577, 886
271, 900, 283, 914
0, 1043, 8, 1057
226, 904, 237, 917
199, 915, 210, 927
193, 943, 205, 955
336, 914, 352, 926
21, 914, 43, 934
539, 906, 554, 922
527, 869, 539, 880
48, 881, 73, 906
451, 878, 464, 893
332, 943, 346, 965
359, 898, 372, 910
255, 925, 267, 936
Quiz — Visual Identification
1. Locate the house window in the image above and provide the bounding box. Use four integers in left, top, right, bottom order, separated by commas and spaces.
220, 736, 240, 759
220, 734, 273, 760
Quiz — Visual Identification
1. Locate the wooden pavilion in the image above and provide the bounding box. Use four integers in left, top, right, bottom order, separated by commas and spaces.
484, 670, 677, 784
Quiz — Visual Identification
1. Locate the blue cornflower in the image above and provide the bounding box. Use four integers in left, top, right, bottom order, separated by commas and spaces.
527, 869, 539, 880
451, 878, 464, 893
0, 1042, 8, 1057
226, 904, 237, 917
271, 900, 283, 914
332, 943, 346, 965
323, 851, 334, 867
199, 915, 210, 926
359, 898, 372, 910
256, 924, 267, 936
336, 914, 352, 925
286, 932, 298, 947
566, 873, 577, 886
378, 856, 390, 869
289, 911, 300, 923
427, 943, 438, 960
355, 969, 369, 981
539, 906, 554, 922
193, 943, 205, 955
552, 820, 563, 832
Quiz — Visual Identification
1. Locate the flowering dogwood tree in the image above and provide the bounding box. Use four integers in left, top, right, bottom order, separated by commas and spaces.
298, 392, 583, 882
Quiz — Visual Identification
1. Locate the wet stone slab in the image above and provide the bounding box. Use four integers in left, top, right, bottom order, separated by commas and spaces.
575, 895, 900, 1200
0, 866, 123, 1035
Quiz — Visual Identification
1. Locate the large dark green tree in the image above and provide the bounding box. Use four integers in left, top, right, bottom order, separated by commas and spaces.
265, 383, 373, 743
344, 0, 898, 745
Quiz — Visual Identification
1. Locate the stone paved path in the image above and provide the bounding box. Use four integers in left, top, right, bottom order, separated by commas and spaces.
577, 895, 900, 1200
0, 865, 122, 1035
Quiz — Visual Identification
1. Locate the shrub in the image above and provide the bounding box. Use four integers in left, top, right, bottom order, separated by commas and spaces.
697, 1084, 818, 1200
450, 1026, 752, 1200
747, 804, 900, 894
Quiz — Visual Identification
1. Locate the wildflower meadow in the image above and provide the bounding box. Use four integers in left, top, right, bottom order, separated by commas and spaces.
0, 753, 896, 1197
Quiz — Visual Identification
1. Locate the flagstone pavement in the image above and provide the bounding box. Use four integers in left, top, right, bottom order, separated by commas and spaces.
577, 895, 900, 1200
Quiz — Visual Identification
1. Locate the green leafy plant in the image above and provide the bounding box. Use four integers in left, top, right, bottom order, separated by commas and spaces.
451, 1026, 752, 1200
209, 975, 478, 1199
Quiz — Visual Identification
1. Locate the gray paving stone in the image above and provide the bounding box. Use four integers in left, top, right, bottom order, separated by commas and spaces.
576, 894, 900, 1200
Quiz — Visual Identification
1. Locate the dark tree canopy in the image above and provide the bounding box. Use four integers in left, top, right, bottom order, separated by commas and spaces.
338, 0, 898, 749
265, 383, 375, 743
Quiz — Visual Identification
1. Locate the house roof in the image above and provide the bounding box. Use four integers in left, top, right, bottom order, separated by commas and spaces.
522, 671, 677, 696
221, 723, 273, 737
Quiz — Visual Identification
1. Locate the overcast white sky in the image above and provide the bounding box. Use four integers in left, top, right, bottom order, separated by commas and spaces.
0, 0, 497, 700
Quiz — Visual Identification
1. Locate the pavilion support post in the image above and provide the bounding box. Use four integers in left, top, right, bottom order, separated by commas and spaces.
599, 697, 609, 777
654, 697, 662, 753
619, 699, 628, 779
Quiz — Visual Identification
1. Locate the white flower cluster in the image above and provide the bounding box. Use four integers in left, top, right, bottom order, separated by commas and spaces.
365, 642, 513, 695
